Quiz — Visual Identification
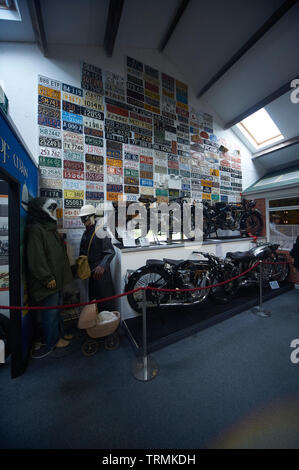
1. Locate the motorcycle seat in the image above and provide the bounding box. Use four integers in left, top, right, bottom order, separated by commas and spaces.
146, 259, 164, 266
163, 258, 184, 266
226, 250, 255, 260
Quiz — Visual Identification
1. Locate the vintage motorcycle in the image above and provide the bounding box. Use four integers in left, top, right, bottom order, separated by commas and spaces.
125, 256, 211, 313
112, 195, 198, 244
224, 242, 289, 290
124, 248, 240, 313
203, 199, 263, 239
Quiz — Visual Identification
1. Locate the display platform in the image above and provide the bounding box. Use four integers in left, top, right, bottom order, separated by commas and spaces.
122, 282, 293, 356
119, 237, 266, 320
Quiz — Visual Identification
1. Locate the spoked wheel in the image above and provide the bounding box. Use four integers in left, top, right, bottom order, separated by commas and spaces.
250, 256, 273, 286
104, 332, 120, 351
81, 339, 99, 357
209, 267, 237, 304
126, 267, 170, 314
270, 255, 289, 283
244, 212, 263, 236
189, 272, 211, 304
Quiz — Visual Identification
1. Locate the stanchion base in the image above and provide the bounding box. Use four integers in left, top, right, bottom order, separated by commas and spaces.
133, 355, 159, 382
251, 306, 271, 318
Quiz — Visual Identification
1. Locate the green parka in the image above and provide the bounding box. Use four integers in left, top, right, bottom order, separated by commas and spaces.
26, 197, 73, 304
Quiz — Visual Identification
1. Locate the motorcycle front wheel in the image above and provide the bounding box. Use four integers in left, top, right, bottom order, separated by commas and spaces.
125, 266, 171, 314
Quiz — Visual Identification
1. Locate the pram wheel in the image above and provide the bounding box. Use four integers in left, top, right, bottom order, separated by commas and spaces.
81, 339, 99, 357
104, 332, 120, 351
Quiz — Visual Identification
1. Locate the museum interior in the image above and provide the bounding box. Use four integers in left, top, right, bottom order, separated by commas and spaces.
0, 0, 299, 451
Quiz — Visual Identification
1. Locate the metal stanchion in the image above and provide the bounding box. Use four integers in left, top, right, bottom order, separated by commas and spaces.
133, 289, 159, 381
251, 261, 271, 318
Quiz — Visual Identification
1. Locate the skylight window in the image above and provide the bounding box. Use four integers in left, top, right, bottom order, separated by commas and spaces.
237, 108, 284, 149
0, 0, 21, 21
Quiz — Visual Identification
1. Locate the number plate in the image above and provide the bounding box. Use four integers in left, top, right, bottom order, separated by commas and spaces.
38, 85, 61, 100
124, 168, 139, 177
62, 100, 81, 115
124, 177, 139, 185
39, 126, 61, 139
63, 160, 84, 171
85, 172, 104, 182
62, 83, 83, 96
63, 179, 85, 190
62, 111, 83, 124
107, 184, 122, 193
140, 179, 154, 187
62, 92, 82, 105
107, 166, 123, 175
84, 127, 103, 138
81, 107, 104, 120
85, 136, 103, 147
64, 190, 84, 199
63, 151, 84, 162
85, 145, 104, 156
39, 178, 63, 189
39, 156, 61, 168
39, 167, 62, 178
64, 209, 81, 218
63, 169, 84, 180
39, 146, 62, 158
64, 198, 84, 209
38, 95, 60, 109
85, 153, 103, 165
86, 182, 104, 192
86, 163, 103, 173
85, 191, 104, 200
63, 142, 84, 153
107, 174, 123, 184
38, 115, 61, 129
107, 158, 122, 167
124, 185, 139, 194
38, 105, 60, 120
39, 75, 61, 90
39, 136, 62, 148
40, 188, 63, 198
63, 121, 83, 133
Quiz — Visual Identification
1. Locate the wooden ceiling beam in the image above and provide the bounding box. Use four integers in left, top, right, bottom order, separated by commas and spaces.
27, 0, 48, 57
224, 75, 299, 129
197, 0, 298, 99
104, 0, 125, 57
158, 0, 190, 52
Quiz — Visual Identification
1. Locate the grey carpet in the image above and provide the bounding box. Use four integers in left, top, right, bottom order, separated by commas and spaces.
0, 289, 299, 449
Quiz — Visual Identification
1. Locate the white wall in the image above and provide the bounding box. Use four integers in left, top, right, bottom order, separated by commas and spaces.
0, 42, 260, 190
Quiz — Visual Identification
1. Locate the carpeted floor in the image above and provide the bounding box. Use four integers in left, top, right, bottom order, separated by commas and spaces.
0, 289, 299, 449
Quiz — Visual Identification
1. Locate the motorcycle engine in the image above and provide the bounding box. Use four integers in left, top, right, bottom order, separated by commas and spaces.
178, 269, 191, 287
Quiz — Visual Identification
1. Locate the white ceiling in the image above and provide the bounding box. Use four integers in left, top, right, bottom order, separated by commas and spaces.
0, 0, 298, 172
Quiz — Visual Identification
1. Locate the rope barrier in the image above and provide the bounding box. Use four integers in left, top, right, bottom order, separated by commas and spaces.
0, 259, 289, 311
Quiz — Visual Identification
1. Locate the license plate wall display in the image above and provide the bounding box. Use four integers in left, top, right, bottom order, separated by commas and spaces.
38, 66, 243, 234
104, 71, 125, 103
189, 117, 242, 203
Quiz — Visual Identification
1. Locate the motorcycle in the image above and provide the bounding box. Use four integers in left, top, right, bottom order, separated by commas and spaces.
203, 198, 263, 239
224, 242, 289, 291
125, 256, 211, 314
112, 195, 198, 245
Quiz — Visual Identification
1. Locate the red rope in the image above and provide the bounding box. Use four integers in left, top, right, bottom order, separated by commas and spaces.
0, 260, 288, 311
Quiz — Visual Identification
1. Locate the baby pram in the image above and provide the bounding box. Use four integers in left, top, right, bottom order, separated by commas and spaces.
77, 302, 120, 356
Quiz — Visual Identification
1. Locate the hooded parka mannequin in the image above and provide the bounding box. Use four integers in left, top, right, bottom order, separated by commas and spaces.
26, 197, 73, 350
